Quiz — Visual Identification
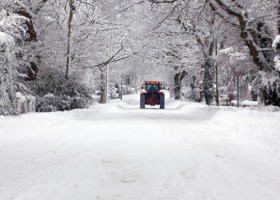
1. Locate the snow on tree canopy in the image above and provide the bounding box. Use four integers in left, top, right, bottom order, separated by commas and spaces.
273, 56, 280, 72
272, 35, 280, 72
272, 35, 280, 50
217, 47, 249, 74
0, 32, 15, 47
218, 47, 234, 55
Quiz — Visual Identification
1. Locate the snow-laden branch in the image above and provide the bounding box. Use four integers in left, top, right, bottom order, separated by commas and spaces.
153, 3, 181, 30
208, 0, 242, 18
208, 1, 239, 27
216, 47, 251, 75
76, 0, 95, 7
107, 1, 145, 19
208, 0, 273, 72
148, 0, 178, 4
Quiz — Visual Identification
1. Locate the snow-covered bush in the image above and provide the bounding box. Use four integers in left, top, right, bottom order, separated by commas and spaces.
248, 35, 280, 107
33, 67, 94, 112
0, 9, 34, 115
37, 95, 70, 112
259, 35, 280, 106
0, 32, 18, 115
183, 86, 201, 102
71, 96, 90, 109
16, 92, 35, 114
186, 74, 203, 102
255, 72, 280, 106
108, 83, 119, 99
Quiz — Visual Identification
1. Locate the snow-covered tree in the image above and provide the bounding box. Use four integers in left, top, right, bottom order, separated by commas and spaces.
0, 7, 32, 115
216, 47, 255, 102
0, 32, 18, 115
208, 0, 280, 106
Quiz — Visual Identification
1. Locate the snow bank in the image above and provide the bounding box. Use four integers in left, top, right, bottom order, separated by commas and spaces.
241, 100, 258, 106
231, 100, 258, 107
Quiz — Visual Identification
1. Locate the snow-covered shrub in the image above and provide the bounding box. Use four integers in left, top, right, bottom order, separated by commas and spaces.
33, 67, 94, 112
184, 87, 200, 102
186, 75, 203, 102
257, 35, 280, 106
192, 88, 202, 102
108, 83, 119, 99
0, 9, 34, 115
249, 30, 280, 107
0, 32, 18, 115
70, 97, 89, 109
248, 35, 280, 107
37, 95, 69, 112
16, 92, 35, 114
255, 71, 280, 106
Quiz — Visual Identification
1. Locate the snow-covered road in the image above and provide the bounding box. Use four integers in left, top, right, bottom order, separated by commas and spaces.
1, 94, 280, 200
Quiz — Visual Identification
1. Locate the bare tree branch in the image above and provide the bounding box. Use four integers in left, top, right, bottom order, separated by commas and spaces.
83, 42, 148, 70
76, 0, 95, 7
153, 3, 181, 30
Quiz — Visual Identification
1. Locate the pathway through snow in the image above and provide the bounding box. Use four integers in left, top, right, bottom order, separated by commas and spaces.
0, 94, 280, 200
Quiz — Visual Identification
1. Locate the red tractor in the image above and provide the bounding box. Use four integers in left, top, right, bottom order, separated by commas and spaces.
140, 81, 165, 109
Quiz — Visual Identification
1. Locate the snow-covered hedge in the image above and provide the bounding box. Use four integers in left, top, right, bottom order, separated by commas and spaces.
33, 68, 94, 112
0, 31, 18, 115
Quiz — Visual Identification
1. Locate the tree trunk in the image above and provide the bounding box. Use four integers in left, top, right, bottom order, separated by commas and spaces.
15, 10, 38, 81
278, 0, 280, 34
174, 70, 187, 100
26, 61, 39, 81
120, 78, 123, 100
215, 63, 220, 106
203, 57, 215, 105
65, 0, 74, 79
100, 68, 107, 104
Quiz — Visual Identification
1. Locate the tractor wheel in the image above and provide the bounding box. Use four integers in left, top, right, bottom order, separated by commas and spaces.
140, 94, 145, 109
160, 94, 165, 109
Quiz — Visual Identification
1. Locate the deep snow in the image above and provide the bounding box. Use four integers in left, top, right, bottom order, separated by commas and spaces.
0, 93, 280, 200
